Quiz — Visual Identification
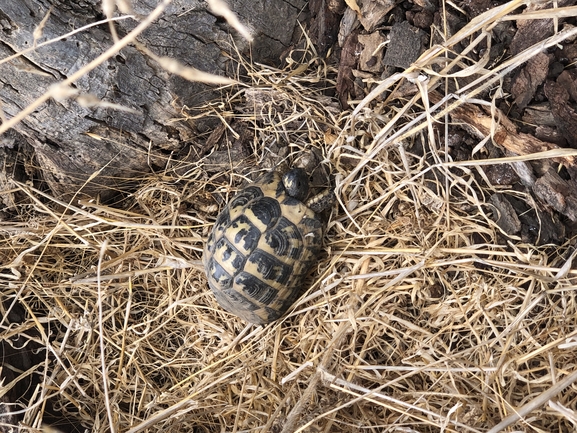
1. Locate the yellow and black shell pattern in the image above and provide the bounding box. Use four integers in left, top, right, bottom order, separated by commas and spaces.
203, 170, 324, 324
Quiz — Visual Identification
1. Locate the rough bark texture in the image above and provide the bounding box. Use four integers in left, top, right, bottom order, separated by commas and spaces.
0, 0, 305, 201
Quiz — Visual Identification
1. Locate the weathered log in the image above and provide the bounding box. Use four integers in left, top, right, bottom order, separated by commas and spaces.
0, 0, 304, 201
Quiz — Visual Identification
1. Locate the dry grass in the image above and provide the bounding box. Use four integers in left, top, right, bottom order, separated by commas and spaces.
2, 0, 577, 432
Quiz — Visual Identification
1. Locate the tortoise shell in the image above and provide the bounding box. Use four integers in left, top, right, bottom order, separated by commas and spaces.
203, 170, 326, 324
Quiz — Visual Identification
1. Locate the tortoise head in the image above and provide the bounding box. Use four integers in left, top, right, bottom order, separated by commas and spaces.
282, 168, 309, 202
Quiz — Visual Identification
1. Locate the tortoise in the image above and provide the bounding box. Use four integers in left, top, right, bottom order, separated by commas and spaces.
203, 168, 334, 324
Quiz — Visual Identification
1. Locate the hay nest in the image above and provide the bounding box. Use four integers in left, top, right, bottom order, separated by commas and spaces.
2, 2, 577, 432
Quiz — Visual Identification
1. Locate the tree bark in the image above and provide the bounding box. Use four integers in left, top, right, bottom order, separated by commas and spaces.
0, 0, 305, 201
